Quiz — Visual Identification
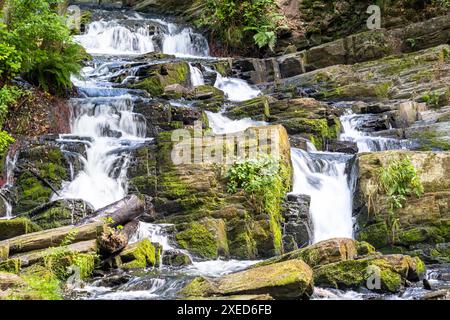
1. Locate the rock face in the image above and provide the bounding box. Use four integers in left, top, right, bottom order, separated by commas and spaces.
355, 151, 450, 263
225, 97, 342, 150
128, 125, 293, 259
180, 259, 314, 300
281, 194, 312, 251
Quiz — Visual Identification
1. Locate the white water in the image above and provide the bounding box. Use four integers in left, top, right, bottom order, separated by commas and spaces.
75, 18, 209, 57
340, 112, 410, 152
54, 94, 147, 210
188, 63, 205, 87
130, 222, 174, 251
75, 21, 155, 55
206, 111, 267, 134
0, 152, 18, 219
214, 73, 261, 102
290, 148, 353, 243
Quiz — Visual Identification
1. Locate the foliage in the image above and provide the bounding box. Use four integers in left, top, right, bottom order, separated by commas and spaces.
0, 0, 86, 95
227, 156, 285, 214
378, 157, 424, 242
197, 0, 284, 52
0, 85, 21, 152
43, 230, 97, 281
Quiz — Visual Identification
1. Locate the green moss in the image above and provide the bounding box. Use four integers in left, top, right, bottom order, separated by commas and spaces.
121, 239, 157, 270
314, 258, 403, 293
356, 241, 377, 256
9, 265, 62, 300
176, 222, 218, 259
132, 61, 190, 96
0, 259, 21, 274
397, 226, 446, 246
0, 218, 41, 241
357, 222, 390, 249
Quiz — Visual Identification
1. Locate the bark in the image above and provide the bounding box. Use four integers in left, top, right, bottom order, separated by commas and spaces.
0, 222, 105, 257
79, 195, 144, 227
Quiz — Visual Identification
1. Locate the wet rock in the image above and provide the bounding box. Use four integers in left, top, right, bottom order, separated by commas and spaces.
281, 194, 312, 251
254, 238, 358, 269
128, 61, 190, 97
162, 249, 192, 267
18, 199, 96, 230
117, 239, 159, 269
175, 218, 229, 260
314, 254, 426, 293
180, 259, 314, 300
326, 140, 358, 154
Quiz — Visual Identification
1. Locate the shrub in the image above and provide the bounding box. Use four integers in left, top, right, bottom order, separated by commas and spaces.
378, 156, 424, 242
197, 0, 284, 53
0, 0, 86, 95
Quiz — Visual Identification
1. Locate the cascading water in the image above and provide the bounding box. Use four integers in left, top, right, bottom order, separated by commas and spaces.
75, 21, 155, 55
206, 111, 267, 134
290, 148, 354, 243
340, 111, 411, 152
0, 151, 18, 219
214, 73, 261, 102
54, 95, 147, 210
188, 63, 205, 87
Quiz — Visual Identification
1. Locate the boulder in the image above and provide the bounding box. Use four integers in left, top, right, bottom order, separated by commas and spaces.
117, 239, 159, 269
162, 250, 192, 267
314, 254, 425, 293
129, 61, 190, 97
254, 238, 358, 269
180, 259, 314, 300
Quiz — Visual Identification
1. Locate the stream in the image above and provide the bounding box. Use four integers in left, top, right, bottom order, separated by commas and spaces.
6, 8, 447, 300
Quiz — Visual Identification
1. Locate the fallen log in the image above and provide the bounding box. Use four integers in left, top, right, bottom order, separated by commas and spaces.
12, 239, 98, 268
0, 222, 106, 257
78, 195, 144, 227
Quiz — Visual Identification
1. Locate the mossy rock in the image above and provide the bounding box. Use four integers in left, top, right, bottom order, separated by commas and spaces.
119, 239, 157, 270
180, 259, 314, 300
12, 144, 70, 215
314, 254, 425, 293
175, 220, 223, 259
130, 61, 190, 97
357, 222, 390, 249
0, 218, 41, 241
253, 238, 358, 269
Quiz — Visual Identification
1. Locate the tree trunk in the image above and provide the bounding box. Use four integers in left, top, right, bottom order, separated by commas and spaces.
79, 195, 144, 227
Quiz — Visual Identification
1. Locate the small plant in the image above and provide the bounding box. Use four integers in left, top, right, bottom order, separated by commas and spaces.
196, 0, 285, 53
377, 156, 424, 243
421, 91, 441, 108
227, 156, 284, 213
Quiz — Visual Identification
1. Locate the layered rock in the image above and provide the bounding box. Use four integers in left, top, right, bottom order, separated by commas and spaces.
355, 151, 450, 263
225, 97, 342, 150
128, 125, 293, 259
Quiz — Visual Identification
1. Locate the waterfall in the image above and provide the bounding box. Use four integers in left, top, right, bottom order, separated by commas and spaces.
75, 18, 210, 57
189, 63, 205, 87
162, 26, 210, 57
340, 112, 411, 152
214, 73, 261, 102
0, 151, 18, 219
54, 95, 147, 210
75, 21, 155, 55
205, 111, 267, 134
290, 148, 353, 243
